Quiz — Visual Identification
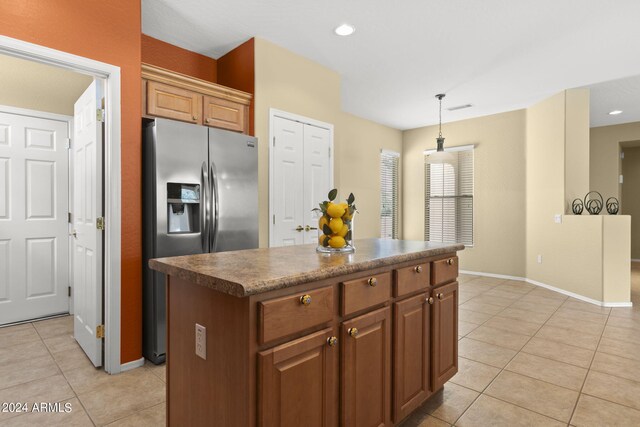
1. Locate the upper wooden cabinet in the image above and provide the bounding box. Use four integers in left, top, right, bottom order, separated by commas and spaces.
142, 63, 251, 134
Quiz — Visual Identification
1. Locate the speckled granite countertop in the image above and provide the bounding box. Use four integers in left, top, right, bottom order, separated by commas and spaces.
149, 238, 464, 297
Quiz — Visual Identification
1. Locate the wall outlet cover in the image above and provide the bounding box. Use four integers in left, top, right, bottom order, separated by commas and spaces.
195, 323, 206, 360
537, 255, 542, 264
554, 214, 562, 224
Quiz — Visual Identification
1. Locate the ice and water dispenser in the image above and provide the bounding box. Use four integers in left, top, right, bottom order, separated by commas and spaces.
166, 183, 200, 233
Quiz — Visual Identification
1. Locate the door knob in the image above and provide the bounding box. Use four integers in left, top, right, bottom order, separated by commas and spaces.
70, 230, 77, 239
295, 225, 304, 232
304, 225, 318, 232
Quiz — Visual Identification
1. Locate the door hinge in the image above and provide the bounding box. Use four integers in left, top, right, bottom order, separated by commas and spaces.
65, 138, 71, 149
96, 324, 105, 339
328, 147, 331, 157
273, 137, 275, 147
68, 212, 72, 223
96, 217, 105, 230
68, 286, 71, 297
273, 214, 275, 225
96, 109, 105, 122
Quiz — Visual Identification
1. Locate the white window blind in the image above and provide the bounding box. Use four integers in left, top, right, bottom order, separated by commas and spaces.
380, 150, 399, 239
424, 148, 474, 246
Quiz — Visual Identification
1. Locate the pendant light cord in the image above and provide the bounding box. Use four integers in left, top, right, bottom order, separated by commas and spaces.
438, 96, 442, 138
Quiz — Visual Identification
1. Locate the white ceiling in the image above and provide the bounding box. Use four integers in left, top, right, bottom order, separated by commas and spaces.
584, 75, 640, 128
142, 0, 640, 130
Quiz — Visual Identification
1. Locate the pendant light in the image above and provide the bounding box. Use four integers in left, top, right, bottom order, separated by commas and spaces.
426, 94, 455, 164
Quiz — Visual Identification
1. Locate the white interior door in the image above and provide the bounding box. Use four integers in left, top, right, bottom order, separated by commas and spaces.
0, 110, 70, 325
272, 116, 304, 246
302, 124, 331, 244
72, 80, 103, 367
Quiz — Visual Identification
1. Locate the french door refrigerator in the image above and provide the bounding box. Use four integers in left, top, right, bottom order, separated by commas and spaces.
143, 118, 258, 364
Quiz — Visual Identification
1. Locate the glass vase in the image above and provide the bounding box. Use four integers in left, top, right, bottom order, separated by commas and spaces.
316, 212, 355, 254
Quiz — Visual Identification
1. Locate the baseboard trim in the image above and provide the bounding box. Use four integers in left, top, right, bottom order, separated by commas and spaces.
120, 357, 145, 372
460, 270, 633, 308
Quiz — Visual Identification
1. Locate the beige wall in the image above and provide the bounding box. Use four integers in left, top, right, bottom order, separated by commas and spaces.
526, 90, 630, 303
402, 110, 527, 277
565, 89, 590, 208
0, 54, 92, 115
622, 147, 640, 259
590, 121, 640, 204
254, 38, 403, 247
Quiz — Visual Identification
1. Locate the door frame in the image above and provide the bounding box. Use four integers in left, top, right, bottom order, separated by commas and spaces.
268, 108, 334, 247
0, 35, 123, 374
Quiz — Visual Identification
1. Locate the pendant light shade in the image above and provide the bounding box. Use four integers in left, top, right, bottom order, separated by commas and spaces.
426, 94, 455, 164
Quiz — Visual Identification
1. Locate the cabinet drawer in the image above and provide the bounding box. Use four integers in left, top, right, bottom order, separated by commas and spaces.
259, 286, 333, 344
431, 256, 458, 287
146, 80, 202, 124
342, 272, 391, 316
394, 262, 430, 297
203, 95, 247, 133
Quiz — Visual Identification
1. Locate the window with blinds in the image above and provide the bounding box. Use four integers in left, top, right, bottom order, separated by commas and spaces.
424, 148, 474, 246
380, 150, 399, 239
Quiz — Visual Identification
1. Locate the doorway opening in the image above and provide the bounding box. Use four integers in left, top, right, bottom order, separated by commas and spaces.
620, 140, 640, 303
0, 35, 122, 374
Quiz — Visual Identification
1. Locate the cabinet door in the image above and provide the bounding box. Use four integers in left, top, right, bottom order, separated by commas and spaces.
393, 293, 430, 423
431, 281, 459, 391
203, 95, 247, 133
146, 80, 202, 124
258, 327, 338, 427
342, 306, 391, 427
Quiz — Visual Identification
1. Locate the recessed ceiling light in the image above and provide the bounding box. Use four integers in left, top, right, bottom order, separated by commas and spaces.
334, 24, 355, 36
609, 110, 623, 115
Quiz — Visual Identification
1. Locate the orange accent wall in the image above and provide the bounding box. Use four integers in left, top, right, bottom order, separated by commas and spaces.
217, 38, 255, 136
0, 0, 143, 363
142, 34, 217, 83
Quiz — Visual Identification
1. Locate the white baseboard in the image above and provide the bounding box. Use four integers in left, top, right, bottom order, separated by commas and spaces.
120, 357, 145, 372
460, 270, 633, 308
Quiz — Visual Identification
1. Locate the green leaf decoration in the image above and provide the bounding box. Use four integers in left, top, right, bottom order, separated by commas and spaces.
319, 201, 328, 212
322, 224, 333, 235
328, 188, 338, 201
349, 205, 356, 214
345, 230, 352, 241
347, 193, 355, 205
323, 236, 330, 247
311, 208, 321, 212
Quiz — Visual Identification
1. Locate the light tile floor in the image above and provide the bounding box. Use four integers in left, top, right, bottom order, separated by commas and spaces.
401, 267, 640, 427
2, 266, 639, 426
0, 316, 165, 426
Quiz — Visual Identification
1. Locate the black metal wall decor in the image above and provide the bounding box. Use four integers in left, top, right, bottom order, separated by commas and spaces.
572, 198, 584, 215
584, 191, 603, 215
606, 197, 620, 215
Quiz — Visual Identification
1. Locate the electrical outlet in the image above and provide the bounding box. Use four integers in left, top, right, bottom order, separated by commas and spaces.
195, 323, 206, 360
537, 255, 542, 264
554, 214, 562, 224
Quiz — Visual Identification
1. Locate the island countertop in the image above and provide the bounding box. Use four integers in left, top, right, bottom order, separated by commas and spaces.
149, 238, 464, 297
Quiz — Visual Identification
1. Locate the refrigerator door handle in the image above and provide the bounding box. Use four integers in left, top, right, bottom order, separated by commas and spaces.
200, 161, 209, 252
209, 161, 220, 252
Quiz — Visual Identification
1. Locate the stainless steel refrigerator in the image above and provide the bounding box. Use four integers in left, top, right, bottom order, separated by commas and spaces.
142, 118, 258, 364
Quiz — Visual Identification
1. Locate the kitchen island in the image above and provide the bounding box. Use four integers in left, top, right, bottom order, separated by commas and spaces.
150, 238, 464, 427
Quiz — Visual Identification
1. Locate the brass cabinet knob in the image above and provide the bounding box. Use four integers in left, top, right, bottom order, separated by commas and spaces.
205, 118, 210, 123
192, 115, 198, 121
295, 225, 304, 232
300, 294, 312, 306
414, 265, 423, 273
437, 293, 444, 300
327, 336, 338, 347
367, 277, 378, 287
426, 297, 434, 305
447, 258, 454, 266
348, 327, 359, 337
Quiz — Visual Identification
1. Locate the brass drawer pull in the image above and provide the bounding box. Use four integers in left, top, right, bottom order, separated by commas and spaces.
426, 296, 434, 305
327, 336, 338, 347
367, 277, 378, 287
300, 294, 312, 306
414, 265, 423, 273
437, 293, 443, 300
348, 327, 359, 337
447, 258, 454, 266
205, 118, 210, 123
192, 115, 198, 121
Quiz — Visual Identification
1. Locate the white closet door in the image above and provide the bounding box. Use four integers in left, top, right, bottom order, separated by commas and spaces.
0, 111, 70, 325
302, 124, 331, 244
72, 80, 104, 367
272, 116, 304, 246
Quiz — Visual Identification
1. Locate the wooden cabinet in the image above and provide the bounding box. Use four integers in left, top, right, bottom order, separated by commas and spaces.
142, 63, 251, 134
432, 256, 458, 287
342, 272, 392, 316
394, 262, 430, 297
258, 327, 339, 427
393, 293, 431, 423
341, 306, 392, 427
431, 281, 459, 391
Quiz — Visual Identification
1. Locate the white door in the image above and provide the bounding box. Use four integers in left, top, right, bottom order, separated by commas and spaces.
302, 124, 332, 244
72, 80, 103, 367
0, 111, 70, 324
272, 116, 304, 246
